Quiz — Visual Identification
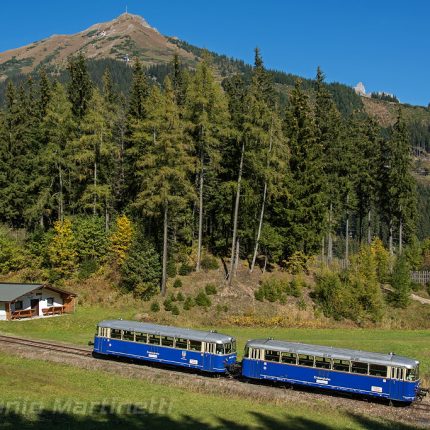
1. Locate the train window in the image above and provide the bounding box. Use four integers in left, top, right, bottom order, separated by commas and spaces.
205, 343, 216, 354
148, 334, 161, 345
110, 329, 122, 339
161, 336, 174, 347
216, 344, 224, 355
315, 356, 331, 369
298, 354, 314, 367
135, 332, 147, 343
122, 331, 134, 341
231, 340, 237, 353
406, 367, 418, 381
369, 364, 387, 377
351, 361, 368, 375
281, 352, 297, 365
175, 338, 188, 349
251, 349, 262, 360
224, 343, 234, 354
265, 350, 280, 362
189, 340, 202, 351
391, 367, 403, 380
244, 347, 250, 358
332, 359, 350, 372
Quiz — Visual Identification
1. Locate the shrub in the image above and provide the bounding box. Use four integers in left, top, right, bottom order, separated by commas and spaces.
178, 263, 193, 276
150, 302, 160, 312
176, 292, 185, 302
108, 215, 133, 266
77, 258, 98, 280
254, 278, 301, 303
0, 227, 26, 274
215, 304, 229, 313
163, 298, 173, 312
171, 305, 180, 315
183, 297, 195, 310
73, 216, 107, 263
390, 255, 411, 308
200, 255, 219, 271
254, 288, 265, 302
205, 283, 217, 295
173, 279, 182, 288
121, 240, 161, 301
283, 251, 308, 274
288, 278, 302, 298
169, 293, 177, 302
195, 291, 211, 307
298, 298, 307, 310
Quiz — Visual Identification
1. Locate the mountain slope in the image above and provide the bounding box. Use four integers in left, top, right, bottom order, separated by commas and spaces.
0, 13, 195, 79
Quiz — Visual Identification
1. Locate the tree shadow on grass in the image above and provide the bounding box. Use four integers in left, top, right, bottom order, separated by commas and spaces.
0, 406, 422, 430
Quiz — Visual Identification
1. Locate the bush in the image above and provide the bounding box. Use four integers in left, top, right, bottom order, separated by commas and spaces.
283, 251, 308, 274
195, 291, 212, 307
169, 293, 177, 302
163, 298, 173, 312
205, 283, 217, 295
73, 216, 107, 263
390, 255, 411, 308
150, 302, 160, 312
121, 240, 161, 301
167, 260, 177, 278
0, 227, 26, 274
77, 258, 98, 280
183, 297, 195, 310
298, 298, 307, 310
254, 278, 301, 303
173, 279, 182, 288
176, 292, 185, 301
200, 255, 219, 271
171, 305, 180, 315
178, 263, 193, 276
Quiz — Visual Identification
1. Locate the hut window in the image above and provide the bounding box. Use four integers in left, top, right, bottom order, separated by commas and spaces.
175, 338, 188, 349
369, 364, 388, 377
148, 334, 161, 345
351, 361, 369, 375
333, 359, 350, 372
298, 354, 314, 367
14, 301, 23, 310
47, 298, 54, 306
189, 340, 202, 351
265, 350, 280, 362
135, 332, 147, 343
161, 336, 174, 347
111, 329, 121, 339
315, 356, 331, 369
122, 331, 134, 341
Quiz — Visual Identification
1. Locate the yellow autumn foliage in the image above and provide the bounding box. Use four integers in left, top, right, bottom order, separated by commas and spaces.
48, 219, 77, 277
109, 215, 133, 266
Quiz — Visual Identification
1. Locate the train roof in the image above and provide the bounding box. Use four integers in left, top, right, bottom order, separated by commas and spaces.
98, 320, 235, 344
246, 339, 419, 369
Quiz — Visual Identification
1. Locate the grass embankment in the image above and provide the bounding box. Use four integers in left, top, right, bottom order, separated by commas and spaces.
0, 353, 420, 430
1, 306, 429, 382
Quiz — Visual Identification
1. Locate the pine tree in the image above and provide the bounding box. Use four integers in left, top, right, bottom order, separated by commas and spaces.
281, 79, 326, 256
41, 82, 76, 222
134, 78, 195, 295
128, 58, 150, 120
67, 53, 93, 120
185, 56, 229, 271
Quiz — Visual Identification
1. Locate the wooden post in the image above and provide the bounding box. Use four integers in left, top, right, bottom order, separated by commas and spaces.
5, 302, 11, 321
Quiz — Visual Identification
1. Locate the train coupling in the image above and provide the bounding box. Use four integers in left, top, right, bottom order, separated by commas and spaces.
417, 387, 429, 401
88, 341, 94, 346
226, 362, 242, 378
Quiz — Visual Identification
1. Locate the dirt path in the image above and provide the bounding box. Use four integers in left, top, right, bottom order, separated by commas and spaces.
0, 339, 429, 428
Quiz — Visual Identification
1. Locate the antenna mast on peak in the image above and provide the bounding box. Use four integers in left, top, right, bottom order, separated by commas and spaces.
125, 5, 128, 14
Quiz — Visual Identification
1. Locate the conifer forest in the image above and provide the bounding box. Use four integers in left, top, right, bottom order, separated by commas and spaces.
0, 50, 426, 303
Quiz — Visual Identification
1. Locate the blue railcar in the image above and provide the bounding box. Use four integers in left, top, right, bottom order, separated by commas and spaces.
93, 320, 237, 374
242, 339, 421, 403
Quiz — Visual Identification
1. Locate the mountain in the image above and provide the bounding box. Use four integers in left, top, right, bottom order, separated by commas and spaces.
0, 13, 196, 79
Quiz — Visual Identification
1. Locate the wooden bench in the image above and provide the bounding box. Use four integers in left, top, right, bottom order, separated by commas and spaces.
11, 309, 36, 320
42, 306, 66, 316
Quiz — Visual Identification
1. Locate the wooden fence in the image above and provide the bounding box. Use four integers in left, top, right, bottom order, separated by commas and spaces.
411, 271, 430, 285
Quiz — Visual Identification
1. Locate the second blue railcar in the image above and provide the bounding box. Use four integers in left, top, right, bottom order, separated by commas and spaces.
242, 339, 421, 403
93, 320, 237, 374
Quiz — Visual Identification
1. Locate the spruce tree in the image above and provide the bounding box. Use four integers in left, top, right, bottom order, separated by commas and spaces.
134, 78, 195, 295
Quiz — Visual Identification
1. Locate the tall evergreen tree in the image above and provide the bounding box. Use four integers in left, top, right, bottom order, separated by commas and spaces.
186, 56, 230, 271
134, 78, 195, 295
67, 53, 93, 120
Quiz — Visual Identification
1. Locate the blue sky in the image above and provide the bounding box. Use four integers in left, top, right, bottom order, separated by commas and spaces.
0, 0, 428, 106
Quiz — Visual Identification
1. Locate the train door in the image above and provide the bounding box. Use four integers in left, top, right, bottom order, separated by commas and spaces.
390, 367, 403, 400
250, 348, 262, 378
203, 342, 214, 371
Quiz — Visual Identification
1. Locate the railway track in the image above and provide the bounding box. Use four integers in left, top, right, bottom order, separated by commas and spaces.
0, 334, 92, 357
0, 333, 429, 426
